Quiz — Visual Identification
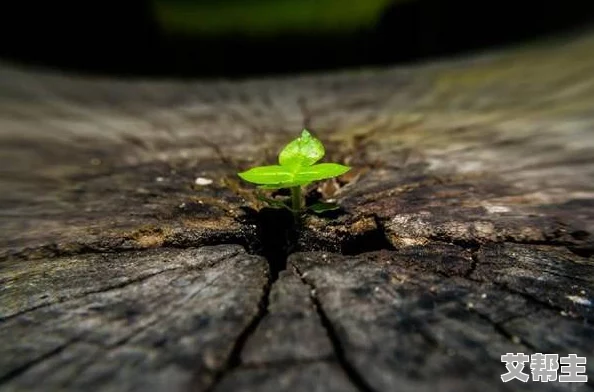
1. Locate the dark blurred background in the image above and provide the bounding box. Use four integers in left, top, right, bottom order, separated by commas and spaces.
1, 0, 593, 79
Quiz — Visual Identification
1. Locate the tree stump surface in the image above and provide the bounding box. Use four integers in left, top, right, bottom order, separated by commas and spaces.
1, 30, 594, 392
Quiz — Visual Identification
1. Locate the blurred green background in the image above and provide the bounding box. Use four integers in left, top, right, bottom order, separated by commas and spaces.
152, 0, 400, 36
1, 0, 593, 78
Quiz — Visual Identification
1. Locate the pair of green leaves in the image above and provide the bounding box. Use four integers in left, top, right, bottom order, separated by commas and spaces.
238, 129, 350, 214
238, 129, 350, 189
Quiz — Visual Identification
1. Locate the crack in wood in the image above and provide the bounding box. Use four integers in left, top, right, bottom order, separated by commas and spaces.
194, 268, 272, 392
2, 29, 594, 390
0, 266, 183, 323
293, 264, 378, 392
194, 207, 293, 392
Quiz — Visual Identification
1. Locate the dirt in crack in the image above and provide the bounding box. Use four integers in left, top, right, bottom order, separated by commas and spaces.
255, 207, 299, 279
195, 206, 394, 391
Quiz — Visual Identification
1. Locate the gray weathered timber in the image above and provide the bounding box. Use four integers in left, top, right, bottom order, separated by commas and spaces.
290, 245, 594, 392
0, 246, 268, 391
1, 27, 594, 392
211, 362, 359, 392
240, 271, 334, 365
2, 31, 594, 260
209, 271, 354, 392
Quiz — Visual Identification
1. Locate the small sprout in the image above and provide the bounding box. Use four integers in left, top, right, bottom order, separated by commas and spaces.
238, 129, 350, 220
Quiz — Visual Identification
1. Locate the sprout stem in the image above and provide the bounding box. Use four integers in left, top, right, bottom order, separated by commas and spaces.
290, 186, 302, 220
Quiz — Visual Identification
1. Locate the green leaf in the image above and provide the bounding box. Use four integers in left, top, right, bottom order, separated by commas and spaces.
278, 129, 325, 169
292, 163, 351, 183
237, 129, 352, 197
308, 201, 341, 214
237, 165, 292, 185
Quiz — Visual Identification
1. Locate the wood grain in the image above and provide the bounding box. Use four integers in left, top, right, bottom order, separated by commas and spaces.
1, 28, 593, 391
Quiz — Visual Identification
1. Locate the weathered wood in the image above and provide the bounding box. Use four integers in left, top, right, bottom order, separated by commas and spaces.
290, 244, 594, 392
211, 363, 359, 392
209, 271, 355, 392
2, 32, 594, 259
0, 246, 268, 391
1, 27, 594, 392
240, 271, 334, 365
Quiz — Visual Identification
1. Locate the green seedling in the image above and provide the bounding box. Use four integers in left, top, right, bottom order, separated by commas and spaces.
238, 129, 351, 220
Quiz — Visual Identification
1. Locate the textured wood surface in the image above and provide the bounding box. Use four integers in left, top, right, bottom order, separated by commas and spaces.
0, 246, 268, 391
1, 29, 594, 391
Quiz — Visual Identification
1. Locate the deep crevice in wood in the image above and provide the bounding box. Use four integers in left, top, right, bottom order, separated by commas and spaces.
197, 278, 273, 392
293, 264, 378, 392
196, 207, 297, 391
340, 215, 396, 256
195, 206, 401, 390
252, 207, 298, 280
1, 29, 594, 390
